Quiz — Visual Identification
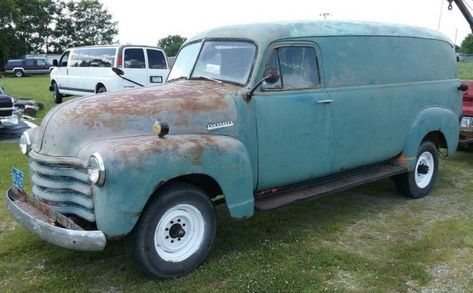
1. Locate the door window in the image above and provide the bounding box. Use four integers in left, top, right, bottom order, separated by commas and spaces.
59, 51, 70, 67
147, 49, 167, 69
124, 48, 145, 68
263, 46, 320, 90
37, 59, 47, 66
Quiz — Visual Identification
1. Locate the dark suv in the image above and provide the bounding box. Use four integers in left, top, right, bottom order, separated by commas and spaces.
5, 58, 52, 77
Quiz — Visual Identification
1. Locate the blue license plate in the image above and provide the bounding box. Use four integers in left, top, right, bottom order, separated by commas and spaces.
12, 167, 24, 191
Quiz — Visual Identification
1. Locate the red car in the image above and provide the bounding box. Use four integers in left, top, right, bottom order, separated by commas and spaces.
460, 80, 473, 145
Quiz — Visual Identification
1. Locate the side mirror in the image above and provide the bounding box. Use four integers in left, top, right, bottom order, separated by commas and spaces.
263, 67, 280, 84
245, 68, 281, 101
112, 67, 124, 76
459, 83, 469, 92
52, 59, 58, 66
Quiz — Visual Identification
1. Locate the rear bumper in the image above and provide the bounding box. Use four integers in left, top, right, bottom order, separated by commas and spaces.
5, 187, 106, 251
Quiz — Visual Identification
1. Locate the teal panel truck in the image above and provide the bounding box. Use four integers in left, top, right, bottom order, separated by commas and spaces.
6, 21, 462, 278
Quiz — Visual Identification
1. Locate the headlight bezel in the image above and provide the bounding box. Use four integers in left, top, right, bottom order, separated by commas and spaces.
87, 152, 106, 186
19, 131, 32, 155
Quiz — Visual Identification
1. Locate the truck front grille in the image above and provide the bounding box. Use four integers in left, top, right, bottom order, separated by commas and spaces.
29, 152, 95, 222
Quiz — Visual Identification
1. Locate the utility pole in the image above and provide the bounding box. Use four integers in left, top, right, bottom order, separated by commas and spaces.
320, 12, 331, 20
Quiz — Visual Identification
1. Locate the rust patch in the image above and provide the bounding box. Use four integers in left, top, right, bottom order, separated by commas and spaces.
10, 187, 83, 230
104, 135, 224, 167
55, 80, 239, 131
255, 188, 280, 197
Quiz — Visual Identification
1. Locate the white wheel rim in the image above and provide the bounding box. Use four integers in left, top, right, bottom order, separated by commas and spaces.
154, 204, 205, 262
415, 151, 434, 188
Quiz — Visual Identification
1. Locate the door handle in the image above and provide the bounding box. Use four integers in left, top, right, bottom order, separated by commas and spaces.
317, 99, 333, 104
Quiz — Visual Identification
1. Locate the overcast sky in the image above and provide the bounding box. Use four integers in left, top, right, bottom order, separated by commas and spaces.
99, 0, 472, 47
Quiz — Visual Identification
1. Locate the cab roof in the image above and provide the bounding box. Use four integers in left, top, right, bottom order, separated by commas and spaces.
186, 20, 452, 46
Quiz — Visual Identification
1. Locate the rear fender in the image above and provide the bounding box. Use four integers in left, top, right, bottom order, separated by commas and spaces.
401, 107, 459, 169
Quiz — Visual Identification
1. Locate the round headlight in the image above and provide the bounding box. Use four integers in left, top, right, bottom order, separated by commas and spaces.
19, 132, 31, 155
87, 153, 106, 186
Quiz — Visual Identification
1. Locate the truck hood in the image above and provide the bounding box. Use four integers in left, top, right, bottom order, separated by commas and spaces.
36, 80, 241, 157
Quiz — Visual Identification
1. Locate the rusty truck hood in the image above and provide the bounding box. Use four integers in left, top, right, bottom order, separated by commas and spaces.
37, 80, 241, 157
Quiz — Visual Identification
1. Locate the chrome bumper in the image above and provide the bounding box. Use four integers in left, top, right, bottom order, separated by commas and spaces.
0, 115, 19, 126
5, 187, 106, 251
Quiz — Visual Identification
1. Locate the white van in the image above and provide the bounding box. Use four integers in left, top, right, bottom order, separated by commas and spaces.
49, 45, 169, 103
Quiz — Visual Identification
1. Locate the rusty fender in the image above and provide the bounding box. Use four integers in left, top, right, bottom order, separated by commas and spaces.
77, 134, 254, 238
402, 106, 459, 169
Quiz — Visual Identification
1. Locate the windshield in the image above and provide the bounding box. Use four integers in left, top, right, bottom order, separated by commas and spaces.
168, 41, 257, 85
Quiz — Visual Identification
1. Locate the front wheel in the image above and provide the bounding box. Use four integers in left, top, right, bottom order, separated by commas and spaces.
393, 141, 439, 198
126, 182, 216, 278
52, 82, 62, 104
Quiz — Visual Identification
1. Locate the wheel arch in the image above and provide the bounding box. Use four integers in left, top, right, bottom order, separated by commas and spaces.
95, 82, 107, 93
401, 107, 459, 169
81, 134, 255, 238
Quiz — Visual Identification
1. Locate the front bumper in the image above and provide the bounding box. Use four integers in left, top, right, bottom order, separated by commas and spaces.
5, 187, 106, 251
0, 115, 19, 127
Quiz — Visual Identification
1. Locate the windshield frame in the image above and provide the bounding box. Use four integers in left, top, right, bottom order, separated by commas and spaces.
168, 38, 258, 86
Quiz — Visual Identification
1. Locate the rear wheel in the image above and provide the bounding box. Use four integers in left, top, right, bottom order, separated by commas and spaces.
14, 70, 24, 78
52, 82, 62, 104
393, 141, 439, 198
96, 85, 107, 94
126, 182, 216, 278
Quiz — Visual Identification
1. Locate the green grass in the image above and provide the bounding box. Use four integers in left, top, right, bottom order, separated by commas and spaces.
458, 62, 473, 80
1, 65, 473, 291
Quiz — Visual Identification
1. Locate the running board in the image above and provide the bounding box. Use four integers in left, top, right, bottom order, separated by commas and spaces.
254, 164, 407, 211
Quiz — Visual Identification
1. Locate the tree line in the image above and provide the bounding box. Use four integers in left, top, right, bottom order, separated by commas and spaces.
0, 0, 118, 67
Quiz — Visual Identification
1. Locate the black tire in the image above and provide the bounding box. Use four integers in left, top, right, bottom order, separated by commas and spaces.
96, 85, 107, 94
393, 141, 439, 198
14, 69, 24, 78
52, 82, 62, 104
126, 182, 216, 278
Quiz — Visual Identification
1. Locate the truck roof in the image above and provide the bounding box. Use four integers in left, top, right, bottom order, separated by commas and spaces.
187, 20, 453, 46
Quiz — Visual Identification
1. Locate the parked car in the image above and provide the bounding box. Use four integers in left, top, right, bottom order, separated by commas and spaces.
49, 45, 169, 103
7, 21, 462, 278
459, 80, 473, 146
0, 90, 17, 128
0, 85, 40, 128
5, 58, 52, 77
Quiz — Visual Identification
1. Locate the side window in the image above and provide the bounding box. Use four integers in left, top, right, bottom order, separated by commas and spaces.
88, 48, 116, 67
263, 46, 320, 90
59, 51, 70, 67
147, 49, 167, 69
124, 48, 145, 68
69, 50, 87, 67
37, 59, 46, 66
25, 59, 35, 67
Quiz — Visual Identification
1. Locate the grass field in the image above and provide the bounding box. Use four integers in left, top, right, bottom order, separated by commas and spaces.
1, 66, 473, 291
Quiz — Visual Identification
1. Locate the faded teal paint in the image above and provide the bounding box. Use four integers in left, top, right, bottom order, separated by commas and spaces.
403, 107, 460, 168
16, 21, 462, 241
77, 135, 254, 236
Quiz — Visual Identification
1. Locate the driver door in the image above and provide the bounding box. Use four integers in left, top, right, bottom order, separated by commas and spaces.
54, 50, 70, 90
254, 43, 334, 189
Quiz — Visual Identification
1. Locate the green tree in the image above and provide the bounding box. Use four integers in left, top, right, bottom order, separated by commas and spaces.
460, 34, 473, 54
158, 35, 187, 57
14, 0, 57, 53
52, 0, 118, 53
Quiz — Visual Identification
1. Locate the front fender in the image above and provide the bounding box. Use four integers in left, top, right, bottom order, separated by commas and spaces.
78, 134, 254, 238
402, 107, 459, 169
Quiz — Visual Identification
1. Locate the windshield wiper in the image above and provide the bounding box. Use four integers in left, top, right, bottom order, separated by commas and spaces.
191, 76, 223, 84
